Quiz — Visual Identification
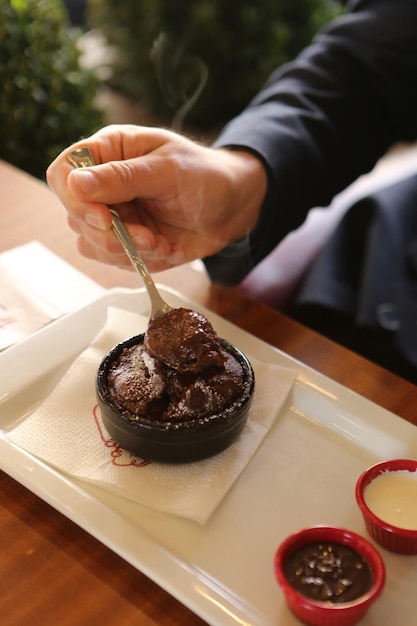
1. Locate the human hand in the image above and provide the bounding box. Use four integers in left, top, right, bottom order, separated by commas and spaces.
46, 124, 267, 272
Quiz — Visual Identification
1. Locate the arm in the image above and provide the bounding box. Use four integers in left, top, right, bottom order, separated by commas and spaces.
47, 0, 417, 281
206, 0, 417, 284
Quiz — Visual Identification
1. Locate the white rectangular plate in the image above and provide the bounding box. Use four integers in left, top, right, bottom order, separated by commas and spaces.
1, 286, 417, 626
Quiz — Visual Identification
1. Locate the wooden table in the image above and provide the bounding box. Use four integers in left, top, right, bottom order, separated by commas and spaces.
1, 160, 416, 626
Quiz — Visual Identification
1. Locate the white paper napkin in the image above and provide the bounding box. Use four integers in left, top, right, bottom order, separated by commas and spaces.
0, 265, 52, 348
0, 242, 105, 349
9, 307, 296, 524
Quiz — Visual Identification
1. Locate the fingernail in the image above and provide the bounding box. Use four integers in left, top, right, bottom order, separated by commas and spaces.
132, 234, 152, 252
85, 212, 107, 230
150, 243, 165, 260
167, 248, 186, 266
72, 169, 99, 195
141, 243, 165, 261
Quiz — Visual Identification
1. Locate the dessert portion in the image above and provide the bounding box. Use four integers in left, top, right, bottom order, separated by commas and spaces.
283, 540, 373, 603
144, 307, 226, 372
106, 308, 247, 423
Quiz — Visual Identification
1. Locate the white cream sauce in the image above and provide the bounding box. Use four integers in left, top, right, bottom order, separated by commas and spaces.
364, 470, 417, 530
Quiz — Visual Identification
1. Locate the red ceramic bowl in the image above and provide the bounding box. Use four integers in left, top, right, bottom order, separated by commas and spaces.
355, 459, 417, 554
274, 526, 385, 626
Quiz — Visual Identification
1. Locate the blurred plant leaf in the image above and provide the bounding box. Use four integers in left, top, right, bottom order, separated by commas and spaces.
0, 0, 104, 179
88, 0, 345, 130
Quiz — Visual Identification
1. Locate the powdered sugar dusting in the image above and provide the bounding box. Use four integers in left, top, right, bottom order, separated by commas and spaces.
106, 334, 247, 425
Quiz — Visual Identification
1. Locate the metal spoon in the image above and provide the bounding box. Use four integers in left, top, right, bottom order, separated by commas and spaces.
67, 146, 172, 320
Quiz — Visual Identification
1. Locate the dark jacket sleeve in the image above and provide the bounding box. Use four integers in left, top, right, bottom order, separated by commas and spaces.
204, 0, 417, 285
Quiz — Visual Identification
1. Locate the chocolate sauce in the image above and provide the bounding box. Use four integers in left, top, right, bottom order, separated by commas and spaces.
284, 541, 373, 603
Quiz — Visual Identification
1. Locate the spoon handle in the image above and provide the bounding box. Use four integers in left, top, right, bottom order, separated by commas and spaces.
67, 147, 172, 319
108, 208, 171, 315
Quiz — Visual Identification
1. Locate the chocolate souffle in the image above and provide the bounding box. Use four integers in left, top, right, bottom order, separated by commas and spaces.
96, 308, 254, 462
107, 308, 246, 422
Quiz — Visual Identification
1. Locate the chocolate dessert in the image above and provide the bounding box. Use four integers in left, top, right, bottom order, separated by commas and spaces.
105, 308, 248, 424
144, 307, 226, 372
283, 540, 374, 603
96, 307, 254, 462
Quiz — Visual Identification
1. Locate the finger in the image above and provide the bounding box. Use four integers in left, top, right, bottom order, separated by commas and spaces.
68, 216, 124, 255
77, 234, 183, 273
71, 215, 183, 266
47, 153, 113, 232
54, 124, 175, 200
69, 211, 163, 256
66, 152, 172, 210
65, 125, 190, 205
92, 124, 174, 161
76, 237, 134, 270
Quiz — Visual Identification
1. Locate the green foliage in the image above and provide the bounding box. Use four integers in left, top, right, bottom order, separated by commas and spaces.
88, 0, 345, 129
0, 0, 104, 179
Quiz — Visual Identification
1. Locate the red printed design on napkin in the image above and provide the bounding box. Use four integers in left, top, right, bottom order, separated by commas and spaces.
93, 404, 151, 468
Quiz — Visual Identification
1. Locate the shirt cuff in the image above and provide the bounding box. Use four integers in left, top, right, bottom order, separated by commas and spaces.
203, 235, 254, 286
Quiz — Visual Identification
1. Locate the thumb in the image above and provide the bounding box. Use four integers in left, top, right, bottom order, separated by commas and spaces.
68, 159, 144, 205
